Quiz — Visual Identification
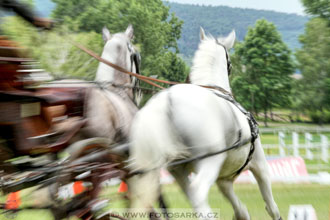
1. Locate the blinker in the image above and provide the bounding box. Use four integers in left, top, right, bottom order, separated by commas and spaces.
215, 39, 232, 76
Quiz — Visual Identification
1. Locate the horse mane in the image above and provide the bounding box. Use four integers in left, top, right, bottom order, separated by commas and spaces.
189, 35, 231, 91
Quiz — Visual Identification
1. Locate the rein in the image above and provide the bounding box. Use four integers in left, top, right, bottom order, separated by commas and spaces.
129, 134, 253, 177
72, 41, 231, 92
71, 41, 179, 89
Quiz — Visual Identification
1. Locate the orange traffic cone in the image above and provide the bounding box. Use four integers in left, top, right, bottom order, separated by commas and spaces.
118, 181, 128, 193
5, 191, 21, 210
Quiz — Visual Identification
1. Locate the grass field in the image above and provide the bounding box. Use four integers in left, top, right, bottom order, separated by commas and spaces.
1, 123, 329, 219
162, 183, 330, 220
1, 183, 329, 220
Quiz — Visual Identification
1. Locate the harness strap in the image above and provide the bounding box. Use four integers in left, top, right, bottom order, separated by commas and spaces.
211, 88, 259, 139
210, 88, 259, 177
234, 138, 255, 176
168, 131, 251, 167
129, 86, 259, 176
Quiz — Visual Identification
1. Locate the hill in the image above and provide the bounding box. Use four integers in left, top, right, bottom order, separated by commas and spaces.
32, 1, 308, 59
167, 2, 309, 58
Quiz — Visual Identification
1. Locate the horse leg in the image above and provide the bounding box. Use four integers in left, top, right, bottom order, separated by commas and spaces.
128, 169, 161, 214
188, 156, 225, 219
169, 164, 191, 198
216, 179, 250, 220
249, 138, 282, 220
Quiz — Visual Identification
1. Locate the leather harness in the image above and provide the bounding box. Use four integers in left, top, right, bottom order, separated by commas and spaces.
210, 86, 259, 177
165, 85, 259, 178
165, 42, 258, 177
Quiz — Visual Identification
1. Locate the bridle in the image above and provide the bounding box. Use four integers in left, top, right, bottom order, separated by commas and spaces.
215, 39, 232, 76
127, 42, 141, 75
127, 42, 141, 103
128, 39, 232, 80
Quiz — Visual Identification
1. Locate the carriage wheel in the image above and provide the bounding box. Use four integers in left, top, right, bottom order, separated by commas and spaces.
53, 138, 168, 220
51, 138, 129, 220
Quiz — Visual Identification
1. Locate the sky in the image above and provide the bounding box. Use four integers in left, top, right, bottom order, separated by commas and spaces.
166, 0, 306, 15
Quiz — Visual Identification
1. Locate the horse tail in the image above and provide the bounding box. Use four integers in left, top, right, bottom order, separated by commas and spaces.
128, 91, 173, 209
128, 90, 188, 171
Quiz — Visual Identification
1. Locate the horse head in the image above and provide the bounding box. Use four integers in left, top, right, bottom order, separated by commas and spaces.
95, 25, 141, 103
190, 28, 236, 92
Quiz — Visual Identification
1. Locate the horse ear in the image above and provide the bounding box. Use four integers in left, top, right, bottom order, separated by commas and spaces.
200, 27, 206, 41
102, 27, 111, 42
222, 30, 236, 50
125, 24, 134, 39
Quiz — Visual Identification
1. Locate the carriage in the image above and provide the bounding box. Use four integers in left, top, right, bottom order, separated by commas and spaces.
0, 36, 132, 220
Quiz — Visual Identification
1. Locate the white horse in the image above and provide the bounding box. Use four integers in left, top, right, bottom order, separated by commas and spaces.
83, 24, 141, 143
128, 28, 281, 220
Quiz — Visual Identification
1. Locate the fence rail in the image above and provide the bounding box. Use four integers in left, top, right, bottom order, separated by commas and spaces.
262, 131, 330, 172
260, 127, 330, 134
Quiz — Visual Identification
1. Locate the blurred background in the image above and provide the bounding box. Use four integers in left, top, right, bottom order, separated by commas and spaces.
0, 0, 329, 219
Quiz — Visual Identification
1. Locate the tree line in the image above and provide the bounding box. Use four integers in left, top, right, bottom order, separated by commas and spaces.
230, 0, 330, 125
167, 2, 308, 58
2, 0, 189, 82
1, 0, 329, 125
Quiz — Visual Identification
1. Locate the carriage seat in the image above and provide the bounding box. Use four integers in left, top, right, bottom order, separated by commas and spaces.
16, 106, 86, 155
0, 87, 87, 155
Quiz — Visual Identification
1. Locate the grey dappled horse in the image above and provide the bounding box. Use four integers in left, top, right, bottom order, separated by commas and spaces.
83, 25, 141, 143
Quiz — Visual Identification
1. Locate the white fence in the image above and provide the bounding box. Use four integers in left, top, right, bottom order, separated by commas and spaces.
263, 132, 329, 164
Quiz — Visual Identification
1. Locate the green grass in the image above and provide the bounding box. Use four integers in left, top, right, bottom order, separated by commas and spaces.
1, 184, 329, 220
260, 133, 280, 145
162, 184, 330, 220
0, 210, 53, 220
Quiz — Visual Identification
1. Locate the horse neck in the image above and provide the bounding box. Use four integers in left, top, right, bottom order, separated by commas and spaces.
189, 44, 231, 92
